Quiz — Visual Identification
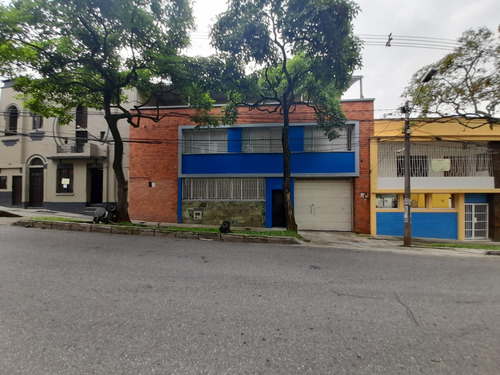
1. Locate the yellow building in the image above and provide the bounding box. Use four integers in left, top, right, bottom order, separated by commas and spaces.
0, 80, 135, 214
371, 119, 500, 241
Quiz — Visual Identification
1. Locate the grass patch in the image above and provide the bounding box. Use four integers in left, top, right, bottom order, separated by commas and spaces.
164, 226, 302, 238
29, 216, 89, 223
27, 217, 301, 239
419, 243, 500, 250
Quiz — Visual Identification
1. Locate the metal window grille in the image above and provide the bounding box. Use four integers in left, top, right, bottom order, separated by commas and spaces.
396, 155, 428, 177
182, 178, 266, 200
241, 127, 282, 153
304, 125, 354, 152
378, 142, 492, 178
182, 129, 228, 154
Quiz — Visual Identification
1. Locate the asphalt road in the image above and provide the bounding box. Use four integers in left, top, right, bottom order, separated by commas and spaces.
0, 226, 499, 375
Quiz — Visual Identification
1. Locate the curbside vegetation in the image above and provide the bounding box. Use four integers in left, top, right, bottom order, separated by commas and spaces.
13, 218, 302, 245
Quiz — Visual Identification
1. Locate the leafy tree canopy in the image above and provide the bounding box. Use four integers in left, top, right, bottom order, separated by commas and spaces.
210, 0, 362, 138
403, 26, 499, 128
0, 0, 194, 123
210, 0, 362, 232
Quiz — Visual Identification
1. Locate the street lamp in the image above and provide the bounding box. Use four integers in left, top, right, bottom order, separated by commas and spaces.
401, 68, 438, 247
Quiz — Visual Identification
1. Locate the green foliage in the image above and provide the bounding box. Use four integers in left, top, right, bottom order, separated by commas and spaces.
403, 27, 499, 128
210, 0, 362, 132
210, 0, 362, 232
0, 0, 194, 121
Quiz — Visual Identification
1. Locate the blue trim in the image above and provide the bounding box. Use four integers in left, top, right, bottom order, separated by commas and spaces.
465, 194, 488, 204
266, 178, 282, 228
228, 128, 242, 152
182, 152, 356, 175
265, 177, 294, 228
377, 212, 458, 239
178, 179, 182, 223
289, 127, 304, 152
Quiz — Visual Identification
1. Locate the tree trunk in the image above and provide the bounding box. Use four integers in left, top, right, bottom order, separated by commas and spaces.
282, 107, 298, 232
106, 116, 131, 223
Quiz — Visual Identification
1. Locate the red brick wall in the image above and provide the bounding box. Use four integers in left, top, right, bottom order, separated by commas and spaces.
343, 101, 374, 234
129, 102, 374, 232
129, 109, 194, 222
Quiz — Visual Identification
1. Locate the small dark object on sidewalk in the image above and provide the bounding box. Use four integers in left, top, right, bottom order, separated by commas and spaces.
93, 202, 117, 224
219, 220, 232, 233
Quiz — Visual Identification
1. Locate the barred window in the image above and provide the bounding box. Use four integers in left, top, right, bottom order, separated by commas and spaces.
476, 153, 492, 173
304, 125, 354, 152
397, 155, 428, 177
32, 113, 43, 130
376, 194, 398, 208
6, 105, 18, 136
183, 128, 228, 154
241, 127, 282, 153
182, 178, 265, 200
56, 164, 74, 193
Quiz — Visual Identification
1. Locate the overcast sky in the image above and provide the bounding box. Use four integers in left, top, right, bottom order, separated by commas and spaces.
188, 0, 500, 118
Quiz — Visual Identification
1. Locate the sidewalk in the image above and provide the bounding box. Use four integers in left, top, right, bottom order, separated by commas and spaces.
1, 206, 498, 256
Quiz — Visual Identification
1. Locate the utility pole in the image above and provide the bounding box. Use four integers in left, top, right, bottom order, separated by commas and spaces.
401, 68, 438, 247
403, 101, 412, 246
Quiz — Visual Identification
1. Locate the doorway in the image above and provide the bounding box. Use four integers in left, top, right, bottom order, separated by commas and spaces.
272, 190, 286, 227
12, 176, 22, 205
88, 164, 103, 205
465, 203, 488, 240
29, 168, 44, 207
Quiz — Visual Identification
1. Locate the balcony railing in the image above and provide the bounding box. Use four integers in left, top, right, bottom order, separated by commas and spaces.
377, 142, 492, 178
56, 142, 106, 158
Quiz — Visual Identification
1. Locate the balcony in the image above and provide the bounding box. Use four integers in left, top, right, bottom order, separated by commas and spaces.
50, 142, 107, 160
376, 141, 494, 190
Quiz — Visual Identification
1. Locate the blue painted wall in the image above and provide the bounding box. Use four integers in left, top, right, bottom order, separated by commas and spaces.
289, 127, 304, 152
182, 152, 356, 175
465, 194, 488, 204
377, 212, 458, 239
227, 128, 242, 153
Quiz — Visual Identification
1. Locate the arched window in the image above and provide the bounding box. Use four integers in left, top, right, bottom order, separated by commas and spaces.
32, 113, 43, 130
6, 105, 19, 135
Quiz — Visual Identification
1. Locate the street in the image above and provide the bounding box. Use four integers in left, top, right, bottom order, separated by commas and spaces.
0, 226, 499, 375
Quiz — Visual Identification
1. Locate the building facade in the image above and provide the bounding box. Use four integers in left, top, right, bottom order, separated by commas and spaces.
0, 80, 132, 213
371, 119, 500, 240
129, 100, 374, 232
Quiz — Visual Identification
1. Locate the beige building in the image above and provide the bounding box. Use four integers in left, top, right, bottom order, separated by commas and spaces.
0, 80, 133, 214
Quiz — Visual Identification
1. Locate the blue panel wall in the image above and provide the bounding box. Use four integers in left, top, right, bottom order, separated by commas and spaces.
465, 194, 488, 204
228, 128, 242, 153
289, 127, 304, 152
376, 212, 404, 236
292, 153, 355, 174
377, 212, 458, 239
182, 152, 356, 175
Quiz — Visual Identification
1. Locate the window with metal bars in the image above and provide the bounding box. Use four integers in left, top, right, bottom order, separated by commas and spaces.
396, 155, 429, 177
241, 127, 282, 153
182, 178, 266, 200
304, 125, 354, 152
182, 129, 228, 154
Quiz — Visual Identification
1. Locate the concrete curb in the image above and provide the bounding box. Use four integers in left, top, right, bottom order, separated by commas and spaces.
12, 219, 301, 245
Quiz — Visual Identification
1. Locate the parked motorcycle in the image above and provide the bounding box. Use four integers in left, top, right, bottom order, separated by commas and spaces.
93, 202, 117, 224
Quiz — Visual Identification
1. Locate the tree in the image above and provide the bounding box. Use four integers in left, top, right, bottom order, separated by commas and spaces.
0, 0, 195, 222
210, 0, 362, 231
403, 26, 499, 128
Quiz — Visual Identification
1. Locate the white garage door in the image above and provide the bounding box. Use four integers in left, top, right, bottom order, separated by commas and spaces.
295, 179, 352, 231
